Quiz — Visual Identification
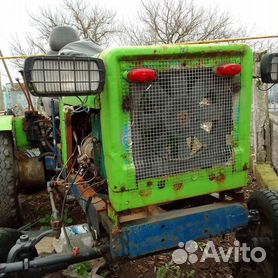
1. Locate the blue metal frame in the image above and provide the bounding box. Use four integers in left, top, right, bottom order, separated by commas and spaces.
107, 202, 248, 258
70, 173, 248, 259
44, 156, 56, 171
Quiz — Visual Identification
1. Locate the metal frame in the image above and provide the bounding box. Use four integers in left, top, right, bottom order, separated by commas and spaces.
70, 174, 248, 258
99, 44, 253, 212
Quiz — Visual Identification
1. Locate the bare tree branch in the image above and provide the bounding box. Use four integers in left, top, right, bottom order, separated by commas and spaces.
9, 0, 117, 68
123, 0, 245, 46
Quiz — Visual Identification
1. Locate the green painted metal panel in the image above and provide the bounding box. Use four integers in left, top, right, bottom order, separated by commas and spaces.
13, 117, 30, 150
61, 96, 100, 109
99, 44, 253, 212
0, 116, 30, 150
59, 101, 68, 165
0, 115, 13, 131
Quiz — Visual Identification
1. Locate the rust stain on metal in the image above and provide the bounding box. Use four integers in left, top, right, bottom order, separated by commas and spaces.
72, 174, 106, 211
147, 181, 153, 187
17, 156, 45, 191
209, 175, 215, 181
173, 183, 183, 191
215, 173, 225, 183
242, 163, 248, 171
139, 189, 152, 198
209, 173, 225, 183
111, 238, 118, 256
111, 227, 123, 237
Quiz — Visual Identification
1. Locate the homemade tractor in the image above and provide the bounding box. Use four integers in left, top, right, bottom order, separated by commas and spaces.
1, 26, 278, 277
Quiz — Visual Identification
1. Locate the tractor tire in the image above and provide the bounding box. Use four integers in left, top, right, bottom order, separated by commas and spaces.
247, 189, 278, 278
0, 132, 21, 227
0, 228, 22, 263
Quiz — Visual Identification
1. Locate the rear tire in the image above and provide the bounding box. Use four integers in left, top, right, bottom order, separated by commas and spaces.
235, 190, 278, 278
247, 189, 278, 278
0, 132, 21, 227
0, 228, 22, 263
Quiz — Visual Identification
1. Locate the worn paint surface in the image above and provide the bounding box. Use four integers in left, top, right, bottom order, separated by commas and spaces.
14, 117, 30, 150
110, 202, 248, 257
99, 44, 253, 212
0, 116, 30, 150
0, 115, 13, 131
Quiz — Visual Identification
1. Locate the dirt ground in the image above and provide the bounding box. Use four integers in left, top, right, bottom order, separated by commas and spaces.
18, 173, 260, 278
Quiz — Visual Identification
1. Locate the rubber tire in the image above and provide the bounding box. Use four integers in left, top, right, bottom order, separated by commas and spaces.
247, 189, 278, 278
0, 228, 22, 263
0, 132, 21, 227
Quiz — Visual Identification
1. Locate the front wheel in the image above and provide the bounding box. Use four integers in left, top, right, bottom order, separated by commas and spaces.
245, 190, 278, 278
0, 132, 21, 227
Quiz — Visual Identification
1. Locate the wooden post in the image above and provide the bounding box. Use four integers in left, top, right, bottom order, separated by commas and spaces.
252, 52, 271, 166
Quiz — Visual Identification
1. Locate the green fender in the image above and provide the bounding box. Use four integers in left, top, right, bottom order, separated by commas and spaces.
0, 115, 13, 131
0, 115, 30, 150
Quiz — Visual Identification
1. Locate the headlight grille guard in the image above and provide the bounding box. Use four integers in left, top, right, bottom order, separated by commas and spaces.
23, 56, 105, 97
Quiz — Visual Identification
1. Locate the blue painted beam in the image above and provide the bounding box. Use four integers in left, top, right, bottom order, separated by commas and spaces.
111, 202, 248, 258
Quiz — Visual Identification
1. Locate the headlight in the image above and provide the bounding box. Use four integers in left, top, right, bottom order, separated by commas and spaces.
260, 53, 278, 83
23, 56, 105, 96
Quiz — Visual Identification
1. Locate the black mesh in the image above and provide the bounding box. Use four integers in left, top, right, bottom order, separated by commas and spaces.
129, 67, 235, 180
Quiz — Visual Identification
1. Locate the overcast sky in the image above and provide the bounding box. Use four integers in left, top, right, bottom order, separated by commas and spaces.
1, 0, 278, 84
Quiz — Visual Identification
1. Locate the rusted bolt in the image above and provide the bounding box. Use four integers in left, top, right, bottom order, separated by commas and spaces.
147, 181, 153, 187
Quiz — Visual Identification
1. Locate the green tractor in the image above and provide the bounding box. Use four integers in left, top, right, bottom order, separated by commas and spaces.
1, 26, 278, 277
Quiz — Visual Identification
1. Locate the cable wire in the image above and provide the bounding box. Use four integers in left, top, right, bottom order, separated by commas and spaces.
257, 83, 276, 91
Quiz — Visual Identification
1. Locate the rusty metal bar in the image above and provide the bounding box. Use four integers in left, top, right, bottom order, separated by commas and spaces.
175, 35, 278, 46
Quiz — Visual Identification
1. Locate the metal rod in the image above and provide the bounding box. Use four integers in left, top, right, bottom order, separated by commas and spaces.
0, 49, 14, 87
0, 35, 277, 61
0, 54, 47, 60
51, 99, 58, 169
0, 246, 109, 275
175, 35, 278, 45
47, 182, 59, 220
15, 78, 34, 112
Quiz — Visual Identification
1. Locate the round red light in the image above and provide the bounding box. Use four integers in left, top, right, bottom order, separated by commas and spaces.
216, 64, 242, 77
127, 68, 157, 83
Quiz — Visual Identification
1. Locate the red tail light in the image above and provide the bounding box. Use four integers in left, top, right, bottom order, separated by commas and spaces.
216, 64, 242, 77
127, 68, 157, 83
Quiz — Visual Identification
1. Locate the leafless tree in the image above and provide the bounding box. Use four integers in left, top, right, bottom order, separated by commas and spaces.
123, 0, 245, 45
250, 39, 278, 53
10, 0, 117, 68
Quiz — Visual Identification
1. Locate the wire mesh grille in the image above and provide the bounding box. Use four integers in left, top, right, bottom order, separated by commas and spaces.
122, 56, 241, 180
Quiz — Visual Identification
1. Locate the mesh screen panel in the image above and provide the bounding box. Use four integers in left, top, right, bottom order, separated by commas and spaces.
122, 56, 241, 180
